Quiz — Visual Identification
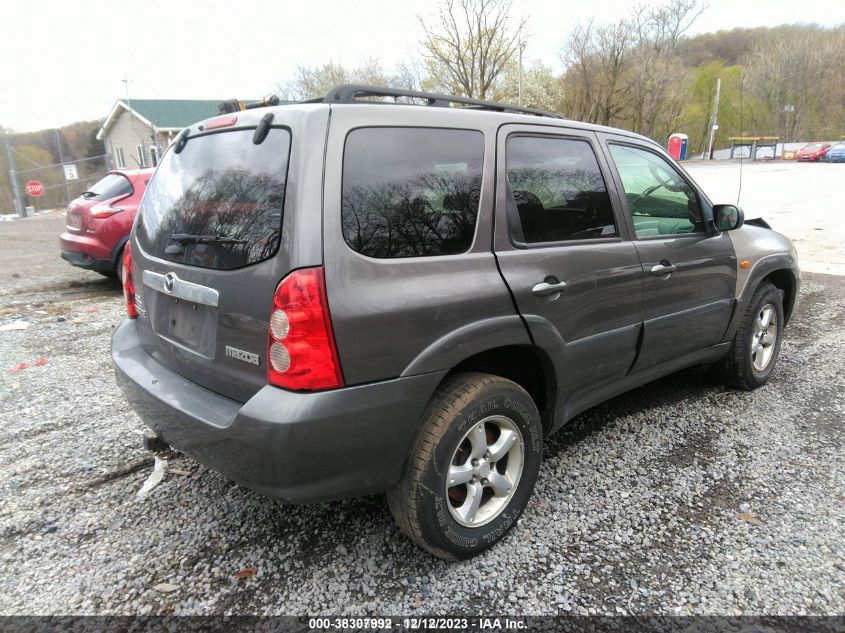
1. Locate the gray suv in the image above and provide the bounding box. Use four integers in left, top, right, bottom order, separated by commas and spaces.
112, 85, 800, 560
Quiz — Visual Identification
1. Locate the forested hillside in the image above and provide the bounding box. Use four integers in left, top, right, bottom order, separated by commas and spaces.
276, 3, 844, 156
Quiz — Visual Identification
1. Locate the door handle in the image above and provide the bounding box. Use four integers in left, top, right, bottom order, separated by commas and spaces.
650, 262, 677, 276
532, 280, 568, 297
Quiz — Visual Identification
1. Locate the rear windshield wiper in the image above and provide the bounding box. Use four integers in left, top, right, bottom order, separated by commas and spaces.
170, 233, 247, 245
80, 191, 98, 198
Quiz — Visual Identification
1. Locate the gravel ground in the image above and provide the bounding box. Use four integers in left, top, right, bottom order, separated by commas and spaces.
0, 213, 843, 617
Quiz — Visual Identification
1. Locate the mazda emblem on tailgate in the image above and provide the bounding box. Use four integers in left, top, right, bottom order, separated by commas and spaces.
225, 346, 260, 366
164, 272, 176, 293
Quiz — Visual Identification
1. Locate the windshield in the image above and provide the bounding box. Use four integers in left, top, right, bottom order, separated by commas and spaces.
135, 128, 291, 270
802, 143, 824, 150
83, 173, 132, 201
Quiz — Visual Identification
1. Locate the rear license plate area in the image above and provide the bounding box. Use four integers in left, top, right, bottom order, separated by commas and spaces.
151, 294, 217, 358
66, 213, 82, 229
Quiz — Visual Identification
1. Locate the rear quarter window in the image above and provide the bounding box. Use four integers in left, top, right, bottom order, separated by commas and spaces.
83, 174, 132, 201
135, 128, 291, 270
341, 127, 484, 258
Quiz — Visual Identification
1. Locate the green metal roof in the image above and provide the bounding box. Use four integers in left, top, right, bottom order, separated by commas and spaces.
124, 99, 231, 128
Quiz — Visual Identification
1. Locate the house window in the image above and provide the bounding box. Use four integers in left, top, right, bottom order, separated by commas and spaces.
114, 147, 125, 169
149, 146, 162, 167
136, 145, 147, 168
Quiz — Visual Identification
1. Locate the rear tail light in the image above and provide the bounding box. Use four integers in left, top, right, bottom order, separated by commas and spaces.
267, 267, 344, 391
122, 247, 137, 319
90, 203, 123, 218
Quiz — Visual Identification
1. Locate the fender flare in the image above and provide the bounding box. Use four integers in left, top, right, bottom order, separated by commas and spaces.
725, 253, 800, 339
400, 315, 532, 377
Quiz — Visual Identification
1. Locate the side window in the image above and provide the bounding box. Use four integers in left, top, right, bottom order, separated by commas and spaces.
136, 145, 147, 168
150, 146, 162, 167
506, 136, 617, 244
608, 144, 704, 238
342, 127, 484, 258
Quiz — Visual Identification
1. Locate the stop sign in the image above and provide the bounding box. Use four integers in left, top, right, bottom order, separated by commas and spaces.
25, 180, 45, 197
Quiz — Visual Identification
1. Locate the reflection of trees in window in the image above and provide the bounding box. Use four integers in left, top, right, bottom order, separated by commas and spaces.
508, 166, 608, 208
142, 167, 286, 269
342, 172, 481, 258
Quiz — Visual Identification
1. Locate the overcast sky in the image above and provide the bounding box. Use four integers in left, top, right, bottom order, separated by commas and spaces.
2, 0, 843, 132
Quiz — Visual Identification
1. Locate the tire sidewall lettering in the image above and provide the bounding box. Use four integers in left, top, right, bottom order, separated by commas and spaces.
421, 386, 542, 555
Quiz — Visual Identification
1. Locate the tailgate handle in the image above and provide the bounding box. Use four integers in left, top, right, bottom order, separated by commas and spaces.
142, 270, 220, 307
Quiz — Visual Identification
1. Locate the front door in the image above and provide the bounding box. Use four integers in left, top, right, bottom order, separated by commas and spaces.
493, 126, 644, 414
600, 137, 736, 372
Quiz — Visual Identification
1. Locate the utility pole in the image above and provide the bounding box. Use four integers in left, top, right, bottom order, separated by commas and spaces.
706, 77, 721, 160
517, 26, 526, 107
54, 129, 71, 206
5, 142, 24, 217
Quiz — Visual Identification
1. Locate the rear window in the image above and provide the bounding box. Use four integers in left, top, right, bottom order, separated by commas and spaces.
82, 174, 132, 201
135, 128, 291, 270
341, 127, 484, 258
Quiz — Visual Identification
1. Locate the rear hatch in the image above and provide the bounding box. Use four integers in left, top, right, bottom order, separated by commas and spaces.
66, 172, 134, 233
131, 119, 297, 403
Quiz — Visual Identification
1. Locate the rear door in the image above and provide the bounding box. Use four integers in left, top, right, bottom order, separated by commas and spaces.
321, 109, 518, 385
493, 125, 644, 407
599, 136, 736, 371
131, 107, 329, 403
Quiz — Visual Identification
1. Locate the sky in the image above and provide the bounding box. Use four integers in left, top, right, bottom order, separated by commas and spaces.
2, 0, 843, 132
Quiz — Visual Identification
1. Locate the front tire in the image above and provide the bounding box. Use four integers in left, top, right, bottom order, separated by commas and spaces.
387, 372, 543, 560
719, 281, 784, 390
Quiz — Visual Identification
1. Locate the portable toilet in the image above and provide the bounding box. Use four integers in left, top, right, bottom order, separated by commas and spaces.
668, 133, 689, 160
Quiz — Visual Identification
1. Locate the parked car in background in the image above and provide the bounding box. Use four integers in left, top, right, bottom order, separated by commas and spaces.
60, 168, 154, 278
795, 142, 831, 162
822, 142, 845, 162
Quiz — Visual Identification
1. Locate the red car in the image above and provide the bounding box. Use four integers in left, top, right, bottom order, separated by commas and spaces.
795, 142, 831, 162
60, 168, 154, 277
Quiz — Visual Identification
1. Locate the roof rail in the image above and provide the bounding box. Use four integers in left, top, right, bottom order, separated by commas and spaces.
320, 84, 562, 119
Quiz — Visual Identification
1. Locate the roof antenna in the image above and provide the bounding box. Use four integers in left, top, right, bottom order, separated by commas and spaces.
737, 72, 745, 206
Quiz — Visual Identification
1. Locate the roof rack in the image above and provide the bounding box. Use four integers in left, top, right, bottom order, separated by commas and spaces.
320, 84, 562, 119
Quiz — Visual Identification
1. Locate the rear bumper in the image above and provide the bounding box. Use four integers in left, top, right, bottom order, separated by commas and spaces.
111, 319, 446, 502
60, 231, 117, 272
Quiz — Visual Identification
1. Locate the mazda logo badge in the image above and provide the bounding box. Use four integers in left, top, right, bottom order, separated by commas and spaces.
164, 272, 177, 293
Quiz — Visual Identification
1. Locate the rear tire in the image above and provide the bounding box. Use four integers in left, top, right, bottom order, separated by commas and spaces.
718, 281, 784, 390
387, 372, 543, 560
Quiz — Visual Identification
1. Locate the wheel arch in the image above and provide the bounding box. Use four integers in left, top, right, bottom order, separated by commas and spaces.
762, 268, 798, 325
445, 345, 557, 435
726, 254, 800, 339
400, 316, 557, 434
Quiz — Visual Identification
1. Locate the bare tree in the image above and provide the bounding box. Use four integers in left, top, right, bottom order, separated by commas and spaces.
419, 0, 526, 99
561, 0, 704, 138
391, 61, 425, 92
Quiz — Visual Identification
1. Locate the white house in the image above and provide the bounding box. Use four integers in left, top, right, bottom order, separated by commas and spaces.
96, 99, 227, 169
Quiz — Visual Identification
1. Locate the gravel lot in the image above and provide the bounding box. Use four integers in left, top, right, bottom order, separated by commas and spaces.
1, 162, 843, 616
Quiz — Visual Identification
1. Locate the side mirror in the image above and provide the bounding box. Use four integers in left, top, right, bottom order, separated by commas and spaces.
713, 204, 744, 231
